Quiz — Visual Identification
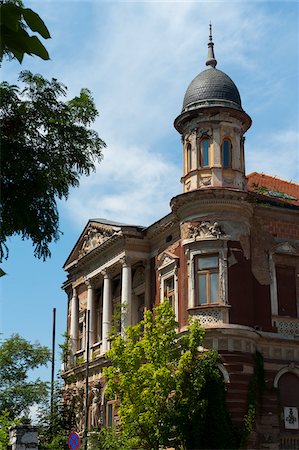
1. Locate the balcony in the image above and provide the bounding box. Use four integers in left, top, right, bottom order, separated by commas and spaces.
188, 304, 230, 326
273, 316, 299, 337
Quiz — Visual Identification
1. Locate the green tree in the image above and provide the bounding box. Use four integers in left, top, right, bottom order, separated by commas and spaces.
0, 71, 106, 261
0, 0, 50, 64
104, 302, 236, 450
0, 334, 51, 419
38, 377, 80, 450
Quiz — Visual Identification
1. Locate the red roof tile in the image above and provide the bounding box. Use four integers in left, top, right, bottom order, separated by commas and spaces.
247, 172, 299, 206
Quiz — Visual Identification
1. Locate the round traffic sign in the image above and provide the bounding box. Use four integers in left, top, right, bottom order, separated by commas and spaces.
68, 432, 81, 450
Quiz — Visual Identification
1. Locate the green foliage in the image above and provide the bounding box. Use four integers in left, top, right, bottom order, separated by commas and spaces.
38, 377, 80, 450
241, 351, 265, 447
104, 302, 236, 450
59, 332, 69, 364
0, 409, 20, 448
88, 428, 138, 450
0, 71, 106, 261
0, 0, 51, 64
0, 334, 51, 420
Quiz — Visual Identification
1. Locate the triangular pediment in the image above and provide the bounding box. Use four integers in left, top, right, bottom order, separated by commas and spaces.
157, 251, 179, 270
63, 220, 122, 269
272, 242, 299, 256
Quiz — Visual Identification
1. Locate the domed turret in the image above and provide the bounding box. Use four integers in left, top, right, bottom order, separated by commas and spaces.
174, 25, 251, 193
182, 25, 242, 113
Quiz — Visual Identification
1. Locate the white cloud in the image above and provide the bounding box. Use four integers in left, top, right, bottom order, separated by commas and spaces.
246, 129, 299, 182
64, 141, 181, 227
51, 2, 298, 228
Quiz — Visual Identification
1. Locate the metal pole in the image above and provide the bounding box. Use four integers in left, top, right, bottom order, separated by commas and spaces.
50, 307, 56, 432
84, 309, 90, 450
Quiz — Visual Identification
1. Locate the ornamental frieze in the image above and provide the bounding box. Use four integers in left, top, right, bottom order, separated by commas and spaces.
181, 220, 225, 240
79, 226, 120, 257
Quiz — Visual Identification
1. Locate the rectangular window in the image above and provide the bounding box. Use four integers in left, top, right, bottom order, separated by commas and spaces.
106, 401, 114, 427
164, 276, 175, 308
276, 265, 297, 317
78, 322, 84, 350
196, 255, 219, 305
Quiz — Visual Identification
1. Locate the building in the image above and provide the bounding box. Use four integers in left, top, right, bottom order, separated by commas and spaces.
62, 26, 299, 448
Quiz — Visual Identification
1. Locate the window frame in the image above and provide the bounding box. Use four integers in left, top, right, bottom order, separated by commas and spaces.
186, 244, 229, 310
222, 138, 232, 168
186, 142, 192, 173
199, 138, 210, 167
158, 255, 179, 320
195, 254, 220, 306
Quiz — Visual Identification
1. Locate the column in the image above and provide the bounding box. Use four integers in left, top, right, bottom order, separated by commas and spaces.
144, 262, 151, 311
102, 270, 112, 353
86, 280, 96, 349
70, 288, 79, 358
121, 257, 132, 332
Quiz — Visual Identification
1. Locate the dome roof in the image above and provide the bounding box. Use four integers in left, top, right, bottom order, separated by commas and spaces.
182, 67, 242, 113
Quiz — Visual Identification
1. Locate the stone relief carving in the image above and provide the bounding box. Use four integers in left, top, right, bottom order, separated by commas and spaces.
79, 227, 120, 257
188, 221, 225, 240
198, 177, 211, 187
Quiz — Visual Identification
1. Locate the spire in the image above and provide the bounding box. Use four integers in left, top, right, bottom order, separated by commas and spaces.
206, 23, 217, 69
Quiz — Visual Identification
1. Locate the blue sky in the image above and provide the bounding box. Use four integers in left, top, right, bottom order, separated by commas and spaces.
1, 1, 298, 387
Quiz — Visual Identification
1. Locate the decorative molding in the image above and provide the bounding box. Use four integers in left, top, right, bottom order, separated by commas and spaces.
188, 221, 225, 240
198, 177, 211, 187
157, 251, 179, 271
79, 226, 120, 258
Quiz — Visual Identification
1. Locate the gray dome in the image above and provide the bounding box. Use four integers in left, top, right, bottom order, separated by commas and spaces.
182, 67, 242, 112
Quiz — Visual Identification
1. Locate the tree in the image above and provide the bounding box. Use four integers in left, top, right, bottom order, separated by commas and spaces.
0, 71, 106, 261
0, 334, 51, 419
104, 302, 237, 450
0, 0, 51, 64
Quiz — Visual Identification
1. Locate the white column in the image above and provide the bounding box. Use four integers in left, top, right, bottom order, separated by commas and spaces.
86, 280, 96, 348
102, 270, 112, 353
121, 258, 132, 332
70, 288, 79, 357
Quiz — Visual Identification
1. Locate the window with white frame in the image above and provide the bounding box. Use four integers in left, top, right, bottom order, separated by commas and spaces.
195, 254, 219, 305
187, 245, 228, 309
158, 255, 179, 320
164, 275, 175, 309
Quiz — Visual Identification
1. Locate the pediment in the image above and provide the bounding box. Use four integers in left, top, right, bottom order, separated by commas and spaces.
272, 242, 299, 256
64, 220, 122, 268
157, 251, 179, 270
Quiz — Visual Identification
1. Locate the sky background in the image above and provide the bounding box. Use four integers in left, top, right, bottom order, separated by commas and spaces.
1, 1, 298, 392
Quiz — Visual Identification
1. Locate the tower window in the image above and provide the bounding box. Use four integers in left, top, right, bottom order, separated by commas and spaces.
222, 139, 232, 168
200, 139, 210, 167
186, 143, 192, 172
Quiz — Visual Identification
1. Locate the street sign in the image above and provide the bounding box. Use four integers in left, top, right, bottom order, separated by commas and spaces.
68, 432, 81, 449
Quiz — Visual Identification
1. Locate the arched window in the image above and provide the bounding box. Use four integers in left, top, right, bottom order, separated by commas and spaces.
200, 139, 210, 167
186, 142, 192, 172
222, 139, 232, 168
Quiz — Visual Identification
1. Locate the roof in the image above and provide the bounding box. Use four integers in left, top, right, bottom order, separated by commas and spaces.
182, 67, 242, 113
90, 218, 144, 228
247, 172, 299, 206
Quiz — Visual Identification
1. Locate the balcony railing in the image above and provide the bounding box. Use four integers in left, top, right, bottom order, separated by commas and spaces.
273, 316, 299, 337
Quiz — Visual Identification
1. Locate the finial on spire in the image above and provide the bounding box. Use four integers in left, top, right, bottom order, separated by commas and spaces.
206, 22, 217, 69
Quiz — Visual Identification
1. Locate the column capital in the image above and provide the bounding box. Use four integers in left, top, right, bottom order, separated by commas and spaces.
120, 256, 132, 268
100, 268, 112, 279
71, 286, 78, 297
84, 278, 96, 289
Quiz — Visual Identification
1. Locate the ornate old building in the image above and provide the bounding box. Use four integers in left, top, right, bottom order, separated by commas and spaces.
62, 27, 299, 448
